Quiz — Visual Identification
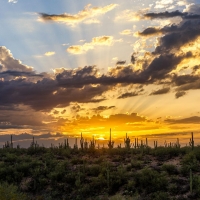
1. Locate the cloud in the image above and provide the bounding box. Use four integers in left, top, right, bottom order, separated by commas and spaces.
173, 74, 199, 86
154, 0, 173, 9
67, 36, 119, 54
8, 0, 17, 3
0, 46, 33, 72
116, 60, 126, 65
115, 8, 149, 22
150, 87, 170, 95
165, 116, 200, 124
0, 104, 53, 130
61, 109, 66, 114
143, 10, 186, 20
183, 4, 200, 14
44, 52, 55, 56
117, 92, 139, 99
120, 29, 133, 35
136, 27, 163, 37
92, 106, 115, 113
175, 91, 186, 98
0, 132, 64, 144
39, 4, 118, 26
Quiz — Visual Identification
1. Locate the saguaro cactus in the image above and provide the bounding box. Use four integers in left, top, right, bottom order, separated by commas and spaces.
108, 128, 114, 149
74, 138, 78, 149
89, 136, 96, 150
80, 133, 84, 150
189, 132, 194, 150
154, 141, 157, 149
64, 138, 69, 149
10, 135, 13, 148
124, 133, 131, 149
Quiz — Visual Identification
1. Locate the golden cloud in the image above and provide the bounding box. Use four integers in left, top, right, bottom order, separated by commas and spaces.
120, 29, 133, 35
67, 36, 120, 54
39, 4, 118, 25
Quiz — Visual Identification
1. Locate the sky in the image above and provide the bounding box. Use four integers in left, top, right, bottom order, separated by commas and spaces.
1, 0, 200, 147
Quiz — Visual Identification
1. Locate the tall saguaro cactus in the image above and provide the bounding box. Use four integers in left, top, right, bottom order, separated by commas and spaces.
80, 132, 84, 150
189, 132, 194, 150
108, 128, 114, 149
124, 133, 131, 149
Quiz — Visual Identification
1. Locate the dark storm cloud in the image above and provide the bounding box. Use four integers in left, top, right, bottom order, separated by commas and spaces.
0, 51, 192, 111
165, 116, 200, 124
141, 53, 191, 80
154, 21, 200, 54
150, 87, 170, 95
0, 75, 109, 111
117, 92, 139, 99
139, 9, 200, 55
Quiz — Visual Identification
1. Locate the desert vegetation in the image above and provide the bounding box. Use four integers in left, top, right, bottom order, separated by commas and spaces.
0, 132, 199, 200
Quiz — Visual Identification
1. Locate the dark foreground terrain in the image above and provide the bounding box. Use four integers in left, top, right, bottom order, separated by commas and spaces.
0, 136, 199, 200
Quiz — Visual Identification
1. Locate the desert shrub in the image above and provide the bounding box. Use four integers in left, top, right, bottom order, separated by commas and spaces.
71, 158, 83, 165
87, 164, 101, 176
0, 182, 27, 200
149, 191, 170, 200
181, 151, 199, 175
125, 180, 136, 194
168, 183, 179, 195
161, 163, 178, 175
134, 167, 168, 194
192, 175, 200, 197
152, 147, 181, 158
131, 160, 143, 169
3, 153, 18, 164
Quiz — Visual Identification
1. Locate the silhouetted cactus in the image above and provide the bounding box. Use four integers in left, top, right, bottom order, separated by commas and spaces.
89, 136, 96, 150
80, 133, 84, 150
124, 133, 131, 149
146, 138, 148, 147
11, 135, 13, 148
175, 138, 180, 148
74, 138, 78, 149
64, 138, 69, 149
189, 132, 194, 150
84, 139, 88, 149
154, 141, 157, 149
108, 128, 114, 149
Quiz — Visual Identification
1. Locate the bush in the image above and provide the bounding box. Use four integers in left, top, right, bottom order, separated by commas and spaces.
135, 167, 168, 194
0, 182, 27, 200
149, 191, 170, 200
161, 164, 178, 175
